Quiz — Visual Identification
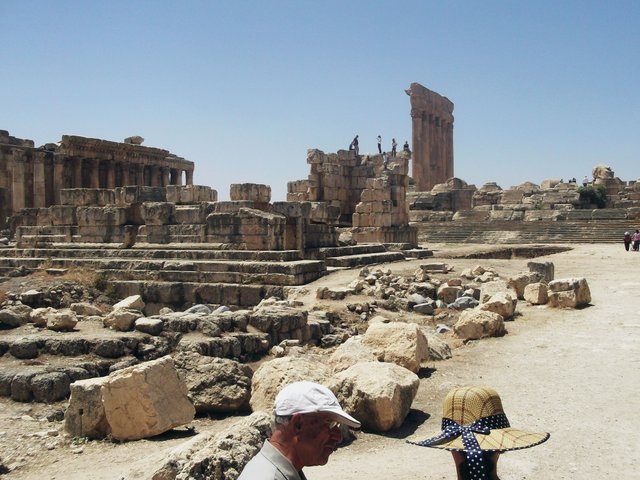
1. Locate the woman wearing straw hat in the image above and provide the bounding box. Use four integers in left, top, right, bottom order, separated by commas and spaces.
409, 386, 550, 480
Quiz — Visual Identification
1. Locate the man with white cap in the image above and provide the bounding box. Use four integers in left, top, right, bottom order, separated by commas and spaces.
238, 380, 360, 480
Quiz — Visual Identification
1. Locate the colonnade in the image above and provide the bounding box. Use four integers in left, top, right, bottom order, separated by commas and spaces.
406, 83, 455, 192
0, 132, 195, 227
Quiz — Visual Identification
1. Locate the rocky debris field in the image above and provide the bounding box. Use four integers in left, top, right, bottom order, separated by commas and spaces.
0, 243, 634, 479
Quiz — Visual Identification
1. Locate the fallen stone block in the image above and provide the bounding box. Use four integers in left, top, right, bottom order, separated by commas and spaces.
65, 356, 194, 441
524, 282, 548, 305
454, 309, 505, 340
547, 277, 591, 308
332, 361, 419, 432
363, 322, 429, 373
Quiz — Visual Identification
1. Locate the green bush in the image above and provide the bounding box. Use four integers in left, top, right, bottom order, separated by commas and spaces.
577, 185, 608, 208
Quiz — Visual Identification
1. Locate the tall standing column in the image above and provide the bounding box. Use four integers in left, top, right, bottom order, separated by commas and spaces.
53, 154, 65, 205
411, 110, 423, 188
176, 169, 184, 186
120, 163, 129, 186
185, 168, 193, 185
406, 83, 454, 191
89, 159, 100, 188
106, 160, 116, 189
74, 157, 83, 188
11, 154, 26, 211
33, 153, 46, 207
161, 167, 170, 187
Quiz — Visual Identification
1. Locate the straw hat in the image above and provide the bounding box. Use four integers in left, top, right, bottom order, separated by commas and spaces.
410, 386, 549, 452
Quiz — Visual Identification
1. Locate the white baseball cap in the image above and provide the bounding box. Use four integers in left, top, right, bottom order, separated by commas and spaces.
275, 381, 361, 428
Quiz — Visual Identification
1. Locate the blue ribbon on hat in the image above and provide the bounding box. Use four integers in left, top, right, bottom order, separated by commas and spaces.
410, 413, 510, 480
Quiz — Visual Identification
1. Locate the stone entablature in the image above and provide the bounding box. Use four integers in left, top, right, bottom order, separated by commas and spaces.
0, 130, 195, 229
406, 83, 454, 192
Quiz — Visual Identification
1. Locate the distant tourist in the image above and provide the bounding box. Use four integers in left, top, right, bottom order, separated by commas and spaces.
409, 386, 550, 480
624, 231, 632, 251
377, 135, 382, 154
582, 176, 590, 187
403, 140, 410, 153
633, 229, 640, 251
391, 138, 397, 157
383, 152, 389, 170
349, 135, 359, 156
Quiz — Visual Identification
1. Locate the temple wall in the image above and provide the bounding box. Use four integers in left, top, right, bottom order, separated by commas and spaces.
0, 130, 194, 229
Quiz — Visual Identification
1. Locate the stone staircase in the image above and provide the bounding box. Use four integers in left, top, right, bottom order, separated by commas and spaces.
413, 219, 637, 244
0, 242, 421, 307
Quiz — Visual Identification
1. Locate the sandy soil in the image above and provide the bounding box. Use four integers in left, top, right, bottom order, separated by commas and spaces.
1, 243, 638, 479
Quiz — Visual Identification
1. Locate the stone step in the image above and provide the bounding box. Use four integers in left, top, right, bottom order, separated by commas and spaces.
110, 280, 284, 308
414, 219, 634, 244
325, 251, 406, 268
308, 244, 387, 259
98, 267, 323, 286
0, 245, 305, 262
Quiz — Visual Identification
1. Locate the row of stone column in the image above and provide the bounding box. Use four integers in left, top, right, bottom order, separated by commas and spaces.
9, 153, 194, 210
411, 112, 454, 192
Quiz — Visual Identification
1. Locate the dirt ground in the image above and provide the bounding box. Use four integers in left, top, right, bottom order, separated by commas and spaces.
1, 243, 639, 479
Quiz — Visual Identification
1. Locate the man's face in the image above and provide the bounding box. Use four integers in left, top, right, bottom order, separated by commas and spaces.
295, 413, 343, 467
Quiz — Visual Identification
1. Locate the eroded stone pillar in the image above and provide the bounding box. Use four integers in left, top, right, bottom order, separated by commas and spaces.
106, 160, 116, 189
53, 154, 65, 204
91, 159, 101, 188
161, 167, 170, 187
33, 153, 46, 208
74, 157, 83, 188
121, 163, 131, 186
11, 154, 26, 211
406, 83, 454, 191
185, 168, 193, 185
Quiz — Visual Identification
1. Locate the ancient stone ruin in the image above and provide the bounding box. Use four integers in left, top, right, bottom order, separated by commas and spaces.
408, 165, 640, 244
0, 131, 194, 230
287, 148, 417, 245
406, 83, 455, 192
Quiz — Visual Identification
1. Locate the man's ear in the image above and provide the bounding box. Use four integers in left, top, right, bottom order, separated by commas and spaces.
291, 413, 304, 432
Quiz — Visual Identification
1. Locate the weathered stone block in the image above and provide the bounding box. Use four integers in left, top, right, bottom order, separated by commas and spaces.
100, 356, 194, 440
142, 202, 175, 226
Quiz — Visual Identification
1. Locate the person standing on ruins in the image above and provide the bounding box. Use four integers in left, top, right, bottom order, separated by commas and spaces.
624, 231, 632, 251
403, 140, 410, 153
582, 176, 590, 187
391, 138, 397, 157
349, 135, 359, 156
409, 386, 550, 480
238, 381, 360, 480
377, 135, 382, 154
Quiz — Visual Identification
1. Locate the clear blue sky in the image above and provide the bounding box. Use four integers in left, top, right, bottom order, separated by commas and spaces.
1, 0, 638, 200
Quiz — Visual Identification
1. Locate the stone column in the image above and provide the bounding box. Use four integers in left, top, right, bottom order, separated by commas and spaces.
33, 152, 47, 208
74, 157, 83, 188
185, 168, 193, 185
406, 83, 454, 191
161, 167, 170, 187
175, 169, 183, 186
149, 166, 159, 187
106, 160, 116, 189
411, 110, 423, 188
53, 154, 65, 205
445, 122, 454, 179
11, 154, 26, 211
89, 159, 100, 188
135, 163, 144, 186
121, 163, 131, 186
